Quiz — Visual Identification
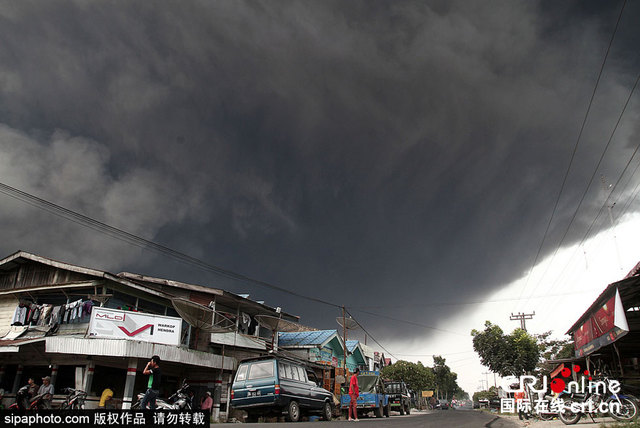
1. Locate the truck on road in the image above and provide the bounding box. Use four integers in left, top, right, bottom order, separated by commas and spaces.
384, 380, 411, 415
340, 370, 390, 418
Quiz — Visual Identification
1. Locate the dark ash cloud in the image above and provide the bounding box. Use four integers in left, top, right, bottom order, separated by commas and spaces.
0, 0, 639, 340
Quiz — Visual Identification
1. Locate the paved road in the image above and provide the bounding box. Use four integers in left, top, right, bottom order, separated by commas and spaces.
220, 409, 521, 427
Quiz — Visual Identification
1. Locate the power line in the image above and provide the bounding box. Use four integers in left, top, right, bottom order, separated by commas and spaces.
539, 110, 640, 327
0, 181, 342, 308
349, 288, 602, 309
348, 307, 468, 336
522, 71, 640, 309
345, 308, 398, 361
516, 0, 628, 308
393, 350, 475, 357
0, 181, 458, 340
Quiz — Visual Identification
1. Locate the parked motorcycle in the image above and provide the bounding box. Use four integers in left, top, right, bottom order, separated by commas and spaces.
60, 387, 87, 410
558, 376, 638, 425
8, 386, 46, 410
132, 382, 193, 410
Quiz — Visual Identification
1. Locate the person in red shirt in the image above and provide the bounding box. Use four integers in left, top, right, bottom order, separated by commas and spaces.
348, 368, 360, 422
514, 390, 529, 420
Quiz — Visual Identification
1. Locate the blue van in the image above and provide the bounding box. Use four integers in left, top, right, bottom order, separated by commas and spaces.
230, 355, 334, 422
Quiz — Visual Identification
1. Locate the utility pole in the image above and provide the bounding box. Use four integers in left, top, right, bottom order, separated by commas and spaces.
482, 371, 491, 391
510, 312, 535, 331
342, 306, 347, 373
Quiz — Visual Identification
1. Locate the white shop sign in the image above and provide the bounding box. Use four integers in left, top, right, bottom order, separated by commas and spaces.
88, 307, 182, 346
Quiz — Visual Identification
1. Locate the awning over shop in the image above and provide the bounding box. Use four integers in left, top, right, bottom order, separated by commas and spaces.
567, 286, 632, 357
45, 336, 236, 370
567, 275, 640, 357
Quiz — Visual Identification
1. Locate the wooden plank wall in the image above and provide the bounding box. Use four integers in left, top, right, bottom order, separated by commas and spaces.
0, 295, 19, 337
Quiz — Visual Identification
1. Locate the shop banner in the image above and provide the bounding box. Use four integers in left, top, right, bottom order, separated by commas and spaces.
574, 288, 628, 357
88, 307, 182, 346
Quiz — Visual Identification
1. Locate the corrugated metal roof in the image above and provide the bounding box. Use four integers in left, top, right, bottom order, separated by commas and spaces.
345, 340, 359, 352
359, 343, 375, 359
278, 329, 338, 347
0, 337, 46, 352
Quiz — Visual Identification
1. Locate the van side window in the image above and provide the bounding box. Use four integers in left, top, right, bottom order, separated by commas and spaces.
306, 370, 317, 383
280, 363, 291, 379
248, 361, 274, 380
236, 365, 248, 382
297, 366, 307, 382
292, 364, 301, 381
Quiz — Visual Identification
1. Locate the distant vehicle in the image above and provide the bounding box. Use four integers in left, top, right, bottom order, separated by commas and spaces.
230, 355, 334, 422
384, 381, 411, 415
341, 371, 390, 418
437, 399, 450, 410
489, 397, 501, 409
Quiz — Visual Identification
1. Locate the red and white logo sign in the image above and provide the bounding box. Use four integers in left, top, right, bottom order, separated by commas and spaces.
88, 307, 182, 346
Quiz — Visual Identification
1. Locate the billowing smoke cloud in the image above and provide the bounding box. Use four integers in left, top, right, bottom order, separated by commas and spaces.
0, 1, 639, 339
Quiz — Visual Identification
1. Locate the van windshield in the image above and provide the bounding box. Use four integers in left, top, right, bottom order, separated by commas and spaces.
248, 361, 274, 380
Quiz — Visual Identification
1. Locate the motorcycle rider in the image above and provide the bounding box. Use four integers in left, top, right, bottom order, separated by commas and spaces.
27, 378, 39, 399
38, 376, 54, 409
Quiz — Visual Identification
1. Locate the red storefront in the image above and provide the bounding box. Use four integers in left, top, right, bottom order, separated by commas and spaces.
565, 266, 640, 387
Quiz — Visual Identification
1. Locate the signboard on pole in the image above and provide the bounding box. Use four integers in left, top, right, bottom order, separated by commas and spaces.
88, 307, 182, 346
422, 390, 434, 397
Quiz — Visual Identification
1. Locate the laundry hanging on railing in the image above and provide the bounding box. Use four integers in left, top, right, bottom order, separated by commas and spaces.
11, 299, 97, 327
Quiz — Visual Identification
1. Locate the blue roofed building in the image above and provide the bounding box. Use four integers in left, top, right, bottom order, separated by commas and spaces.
345, 340, 373, 371
278, 329, 345, 368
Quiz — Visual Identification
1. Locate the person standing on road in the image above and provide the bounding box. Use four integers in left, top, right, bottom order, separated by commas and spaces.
514, 389, 529, 420
141, 355, 162, 410
348, 368, 360, 422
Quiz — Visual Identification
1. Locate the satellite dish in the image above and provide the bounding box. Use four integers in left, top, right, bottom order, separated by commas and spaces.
336, 316, 359, 330
171, 298, 236, 334
254, 315, 303, 332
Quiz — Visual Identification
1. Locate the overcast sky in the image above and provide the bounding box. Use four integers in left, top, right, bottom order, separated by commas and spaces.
1, 0, 640, 394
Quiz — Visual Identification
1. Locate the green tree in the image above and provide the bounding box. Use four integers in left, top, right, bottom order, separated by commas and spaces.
381, 360, 435, 392
534, 331, 574, 377
472, 386, 498, 402
471, 321, 540, 377
433, 356, 465, 400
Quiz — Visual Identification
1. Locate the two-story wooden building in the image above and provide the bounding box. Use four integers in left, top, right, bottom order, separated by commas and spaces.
0, 250, 299, 420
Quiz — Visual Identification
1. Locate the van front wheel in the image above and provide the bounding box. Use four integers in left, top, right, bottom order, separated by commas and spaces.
322, 402, 332, 421
286, 400, 301, 422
